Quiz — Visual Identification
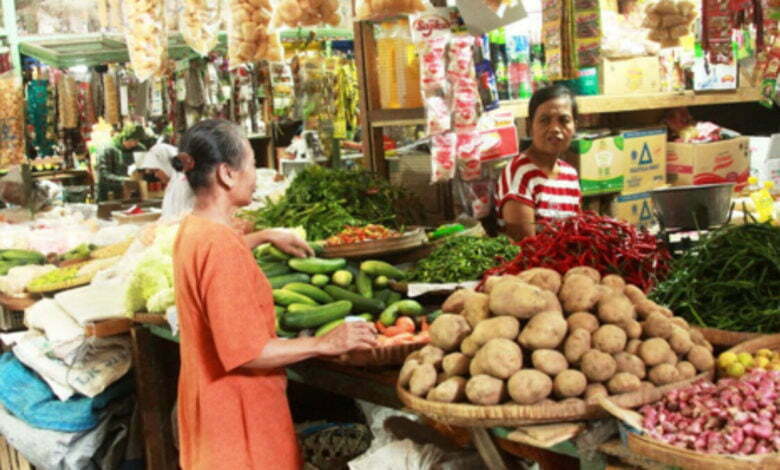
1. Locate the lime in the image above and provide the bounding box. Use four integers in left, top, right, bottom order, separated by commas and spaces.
717, 352, 737, 369
737, 352, 755, 368
727, 362, 746, 377
757, 349, 773, 358
756, 356, 770, 369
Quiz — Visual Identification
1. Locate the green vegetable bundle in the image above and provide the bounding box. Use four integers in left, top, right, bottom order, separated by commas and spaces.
650, 223, 780, 333
409, 236, 520, 284
241, 166, 419, 241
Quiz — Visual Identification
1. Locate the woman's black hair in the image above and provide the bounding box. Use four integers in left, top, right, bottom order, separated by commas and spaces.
528, 85, 578, 123
173, 119, 247, 190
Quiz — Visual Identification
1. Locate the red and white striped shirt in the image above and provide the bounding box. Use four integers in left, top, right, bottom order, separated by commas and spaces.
496, 154, 581, 221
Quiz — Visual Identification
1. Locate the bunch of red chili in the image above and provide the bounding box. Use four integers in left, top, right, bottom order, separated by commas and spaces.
483, 212, 671, 292
325, 224, 400, 246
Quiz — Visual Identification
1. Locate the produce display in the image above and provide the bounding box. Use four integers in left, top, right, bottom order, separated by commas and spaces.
484, 213, 671, 292
273, 0, 341, 27
398, 266, 715, 406
0, 249, 46, 276
325, 225, 400, 247
0, 264, 56, 297
27, 265, 82, 292
242, 166, 415, 241
123, 224, 178, 315
651, 223, 780, 333
639, 370, 780, 455
124, 0, 167, 81
409, 236, 519, 284
717, 349, 780, 378
60, 243, 95, 263
228, 0, 283, 66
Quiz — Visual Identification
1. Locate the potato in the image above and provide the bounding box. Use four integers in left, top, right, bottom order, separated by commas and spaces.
639, 338, 672, 366
489, 280, 547, 319
636, 299, 663, 319
607, 372, 641, 394
531, 350, 569, 376
567, 312, 599, 334
399, 359, 421, 386
689, 329, 713, 352
470, 338, 523, 379
581, 350, 617, 382
649, 363, 680, 385
463, 292, 491, 328
508, 370, 553, 405
560, 274, 601, 313
657, 306, 674, 318
677, 361, 697, 380
428, 376, 468, 403
442, 289, 470, 313
409, 363, 437, 396
614, 352, 646, 379
465, 375, 505, 405
563, 266, 601, 283
471, 316, 520, 346
460, 335, 480, 357
419, 345, 445, 368
430, 314, 472, 352
668, 326, 693, 355
644, 312, 673, 339
484, 275, 512, 294
518, 268, 562, 294
442, 353, 470, 377
585, 383, 608, 400
436, 372, 448, 385
601, 274, 626, 294
564, 328, 591, 364
623, 284, 646, 305
540, 289, 563, 313
553, 369, 588, 398
619, 320, 642, 340
626, 339, 642, 355
518, 311, 568, 350
597, 295, 635, 324
670, 317, 690, 330
687, 345, 715, 372
592, 324, 627, 354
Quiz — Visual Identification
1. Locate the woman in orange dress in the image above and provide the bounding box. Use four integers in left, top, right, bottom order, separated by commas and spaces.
172, 120, 378, 470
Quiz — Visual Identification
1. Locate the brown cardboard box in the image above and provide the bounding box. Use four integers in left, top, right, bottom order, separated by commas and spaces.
621, 127, 667, 195
667, 137, 750, 191
609, 192, 656, 228
600, 56, 662, 95
565, 135, 626, 196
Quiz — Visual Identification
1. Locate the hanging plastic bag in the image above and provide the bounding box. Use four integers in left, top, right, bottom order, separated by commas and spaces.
271, 0, 341, 28
181, 0, 220, 56
58, 75, 79, 130
0, 69, 25, 169
228, 0, 282, 67
355, 0, 432, 21
124, 0, 167, 82
430, 132, 456, 183
457, 131, 482, 181
103, 68, 120, 126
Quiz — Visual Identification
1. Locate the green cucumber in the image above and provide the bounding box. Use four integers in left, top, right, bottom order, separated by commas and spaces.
289, 257, 347, 274
332, 270, 353, 287
274, 305, 286, 315
283, 300, 353, 329
268, 273, 311, 289
276, 327, 297, 339
386, 291, 403, 305
273, 289, 318, 306
374, 275, 389, 287
310, 242, 324, 256
311, 274, 329, 287
374, 289, 392, 304
360, 260, 406, 280
356, 271, 373, 298
260, 262, 293, 278
378, 300, 424, 326
357, 313, 374, 322
268, 245, 291, 261
315, 318, 345, 337
324, 285, 386, 314
283, 283, 334, 304
287, 303, 318, 313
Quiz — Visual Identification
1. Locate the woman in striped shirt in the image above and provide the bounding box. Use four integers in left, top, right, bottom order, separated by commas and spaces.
496, 85, 582, 240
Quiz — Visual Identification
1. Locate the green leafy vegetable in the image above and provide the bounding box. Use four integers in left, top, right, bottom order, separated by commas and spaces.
409, 236, 520, 284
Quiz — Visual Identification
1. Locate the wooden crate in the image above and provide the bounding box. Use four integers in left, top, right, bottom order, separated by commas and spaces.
0, 307, 24, 332
0, 435, 35, 470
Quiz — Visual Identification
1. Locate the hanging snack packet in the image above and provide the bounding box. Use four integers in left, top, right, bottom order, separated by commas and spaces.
356, 0, 432, 21
124, 0, 167, 82
181, 0, 221, 56
0, 71, 25, 168
272, 0, 341, 27
228, 0, 283, 67
457, 132, 482, 181
431, 132, 457, 183
447, 35, 475, 81
425, 95, 451, 136
475, 60, 500, 111
419, 36, 448, 93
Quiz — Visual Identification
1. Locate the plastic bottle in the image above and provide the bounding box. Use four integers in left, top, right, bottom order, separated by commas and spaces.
376, 22, 399, 109
401, 20, 422, 108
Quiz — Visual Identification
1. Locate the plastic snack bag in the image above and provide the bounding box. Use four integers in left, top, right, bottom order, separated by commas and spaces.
419, 36, 448, 93
272, 0, 341, 28
431, 132, 457, 183
228, 0, 282, 67
181, 0, 220, 56
124, 0, 167, 82
0, 73, 25, 169
425, 95, 451, 136
457, 132, 482, 181
356, 0, 432, 21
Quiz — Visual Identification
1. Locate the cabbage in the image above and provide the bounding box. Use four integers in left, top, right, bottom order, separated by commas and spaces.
147, 287, 175, 313
123, 248, 174, 315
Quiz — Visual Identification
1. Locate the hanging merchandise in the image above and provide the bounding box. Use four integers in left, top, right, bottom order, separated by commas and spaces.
573, 0, 602, 68
431, 132, 456, 183
356, 0, 432, 21
26, 79, 53, 157
542, 0, 565, 80
449, 35, 480, 132
456, 131, 482, 181
506, 32, 532, 98
272, 0, 341, 27
109, 0, 123, 32
643, 0, 697, 49
181, 0, 221, 56
165, 0, 181, 33
103, 68, 120, 126
124, 0, 167, 82
270, 62, 295, 118
59, 75, 79, 130
475, 59, 499, 111
759, 31, 780, 106
455, 178, 492, 218
228, 0, 283, 66
0, 68, 26, 169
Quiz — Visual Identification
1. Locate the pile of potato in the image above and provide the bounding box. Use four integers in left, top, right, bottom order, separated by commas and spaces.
642, 0, 697, 48
229, 0, 283, 65
399, 267, 715, 407
272, 0, 341, 28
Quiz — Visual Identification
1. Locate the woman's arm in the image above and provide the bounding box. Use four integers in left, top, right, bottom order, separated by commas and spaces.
241, 321, 378, 370
502, 199, 536, 241
244, 228, 314, 257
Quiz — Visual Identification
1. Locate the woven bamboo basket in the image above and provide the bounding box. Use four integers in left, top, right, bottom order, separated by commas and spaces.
132, 313, 168, 326
723, 333, 780, 356
326, 341, 427, 367
695, 326, 763, 349
0, 293, 36, 312
26, 262, 92, 294
397, 371, 712, 428
91, 238, 133, 259
321, 228, 428, 259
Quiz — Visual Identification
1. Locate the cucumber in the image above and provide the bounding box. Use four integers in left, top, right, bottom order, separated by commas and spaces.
315, 318, 345, 337
268, 245, 291, 261
273, 289, 318, 306
374, 288, 392, 304
386, 291, 403, 305
324, 285, 386, 314
311, 274, 329, 287
310, 242, 324, 256
332, 270, 353, 287
260, 262, 292, 278
289, 257, 347, 274
357, 313, 374, 322
356, 271, 373, 298
374, 275, 389, 287
268, 273, 311, 289
274, 305, 286, 315
360, 260, 406, 280
283, 283, 334, 304
0, 249, 45, 264
378, 300, 424, 326
283, 300, 353, 330
288, 303, 318, 313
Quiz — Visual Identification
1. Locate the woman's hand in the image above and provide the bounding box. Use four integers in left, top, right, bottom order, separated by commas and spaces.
317, 322, 378, 356
244, 228, 314, 257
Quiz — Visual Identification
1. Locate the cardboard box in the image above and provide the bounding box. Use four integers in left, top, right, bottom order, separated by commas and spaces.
479, 111, 519, 162
667, 137, 750, 191
600, 57, 661, 95
565, 135, 626, 196
622, 127, 667, 195
692, 56, 738, 91
610, 192, 656, 228
748, 134, 780, 182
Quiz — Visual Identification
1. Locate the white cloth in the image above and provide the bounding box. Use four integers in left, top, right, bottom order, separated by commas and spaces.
161, 173, 195, 220
138, 143, 177, 177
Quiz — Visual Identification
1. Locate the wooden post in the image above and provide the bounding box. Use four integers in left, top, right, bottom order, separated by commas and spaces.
353, 19, 387, 176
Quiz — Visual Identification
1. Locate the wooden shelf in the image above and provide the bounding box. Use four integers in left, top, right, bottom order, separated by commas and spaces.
369, 88, 763, 127
31, 169, 88, 179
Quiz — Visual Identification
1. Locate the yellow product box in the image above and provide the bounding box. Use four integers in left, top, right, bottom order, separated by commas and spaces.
610, 192, 656, 229
600, 56, 662, 95
621, 127, 667, 195
564, 134, 626, 196
667, 137, 750, 191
